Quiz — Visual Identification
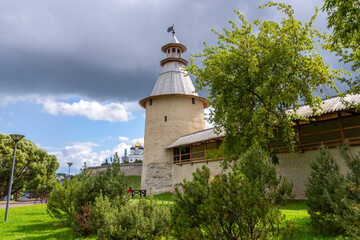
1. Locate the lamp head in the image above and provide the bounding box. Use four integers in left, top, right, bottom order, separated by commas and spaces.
10, 134, 24, 143
67, 162, 73, 167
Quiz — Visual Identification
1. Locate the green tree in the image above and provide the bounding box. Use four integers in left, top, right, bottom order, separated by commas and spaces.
322, 0, 360, 94
171, 165, 294, 239
188, 3, 340, 166
0, 133, 59, 200
306, 145, 344, 235
236, 142, 293, 205
328, 143, 360, 238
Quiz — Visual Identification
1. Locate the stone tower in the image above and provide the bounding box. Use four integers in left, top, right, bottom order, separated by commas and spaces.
139, 34, 208, 194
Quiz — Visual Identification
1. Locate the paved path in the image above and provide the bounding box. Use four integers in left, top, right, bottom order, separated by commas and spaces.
0, 199, 46, 209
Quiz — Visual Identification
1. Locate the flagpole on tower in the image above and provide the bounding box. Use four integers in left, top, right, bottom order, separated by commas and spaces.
167, 25, 175, 36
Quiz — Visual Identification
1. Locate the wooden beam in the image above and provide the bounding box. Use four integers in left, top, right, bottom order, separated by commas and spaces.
296, 120, 302, 151
338, 112, 345, 143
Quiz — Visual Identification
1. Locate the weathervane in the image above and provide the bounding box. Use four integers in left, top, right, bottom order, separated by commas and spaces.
167, 25, 175, 36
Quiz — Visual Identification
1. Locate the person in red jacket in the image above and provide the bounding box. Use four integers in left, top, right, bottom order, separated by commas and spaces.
128, 187, 133, 193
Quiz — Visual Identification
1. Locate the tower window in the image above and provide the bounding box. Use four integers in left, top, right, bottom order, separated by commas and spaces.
165, 116, 167, 122
177, 49, 180, 53
192, 98, 195, 104
149, 99, 152, 106
168, 49, 170, 53
172, 48, 175, 52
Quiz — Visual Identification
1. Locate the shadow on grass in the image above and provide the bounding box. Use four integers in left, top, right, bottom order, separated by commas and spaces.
6, 220, 72, 240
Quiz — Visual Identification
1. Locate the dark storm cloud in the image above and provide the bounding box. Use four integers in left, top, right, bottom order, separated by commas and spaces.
0, 0, 330, 102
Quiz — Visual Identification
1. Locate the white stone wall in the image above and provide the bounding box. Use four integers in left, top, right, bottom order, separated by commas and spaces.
141, 95, 206, 194
276, 146, 359, 199
170, 146, 360, 199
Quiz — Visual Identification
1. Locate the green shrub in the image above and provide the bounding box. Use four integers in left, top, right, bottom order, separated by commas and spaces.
171, 165, 295, 239
306, 144, 345, 235
328, 143, 360, 239
90, 194, 171, 239
46, 178, 77, 223
236, 142, 294, 205
72, 161, 129, 213
47, 160, 129, 236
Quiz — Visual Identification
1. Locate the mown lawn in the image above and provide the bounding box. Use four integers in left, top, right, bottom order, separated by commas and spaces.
123, 175, 141, 189
0, 197, 350, 239
0, 204, 96, 240
280, 200, 347, 240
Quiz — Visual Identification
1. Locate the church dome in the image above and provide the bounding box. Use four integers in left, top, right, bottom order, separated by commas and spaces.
135, 140, 141, 148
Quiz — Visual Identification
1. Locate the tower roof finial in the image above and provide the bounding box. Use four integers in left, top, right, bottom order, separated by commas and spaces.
167, 25, 175, 36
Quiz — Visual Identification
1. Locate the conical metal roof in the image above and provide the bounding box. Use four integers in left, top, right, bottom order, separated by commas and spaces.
150, 61, 198, 96
139, 34, 209, 108
151, 35, 197, 96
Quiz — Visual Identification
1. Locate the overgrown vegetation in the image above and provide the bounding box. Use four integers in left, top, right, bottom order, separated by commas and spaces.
306, 145, 344, 235
47, 161, 169, 238
307, 143, 360, 238
91, 194, 170, 239
329, 143, 360, 238
171, 151, 295, 239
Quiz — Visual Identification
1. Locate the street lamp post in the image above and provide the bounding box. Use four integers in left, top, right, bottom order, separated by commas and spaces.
4, 134, 24, 222
67, 162, 73, 179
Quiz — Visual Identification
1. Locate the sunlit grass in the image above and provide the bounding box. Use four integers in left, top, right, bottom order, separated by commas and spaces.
0, 204, 96, 240
280, 200, 346, 240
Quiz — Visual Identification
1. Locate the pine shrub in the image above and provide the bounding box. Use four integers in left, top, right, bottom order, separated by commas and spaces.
91, 194, 171, 239
47, 160, 130, 236
236, 142, 294, 205
306, 144, 344, 235
46, 177, 77, 223
328, 143, 360, 239
171, 164, 295, 239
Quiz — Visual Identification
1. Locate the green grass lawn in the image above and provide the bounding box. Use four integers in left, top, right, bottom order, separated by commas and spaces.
280, 200, 347, 240
0, 204, 96, 240
0, 196, 350, 239
123, 175, 141, 189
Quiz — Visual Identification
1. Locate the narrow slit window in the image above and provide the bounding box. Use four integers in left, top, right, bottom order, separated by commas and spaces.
149, 99, 152, 105
192, 98, 195, 104
165, 116, 167, 122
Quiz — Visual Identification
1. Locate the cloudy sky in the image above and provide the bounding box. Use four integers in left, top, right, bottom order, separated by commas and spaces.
0, 0, 346, 173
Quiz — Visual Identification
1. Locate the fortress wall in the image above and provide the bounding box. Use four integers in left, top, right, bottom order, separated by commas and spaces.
88, 163, 142, 176
172, 161, 224, 189
170, 145, 360, 199
276, 146, 358, 199
141, 96, 205, 194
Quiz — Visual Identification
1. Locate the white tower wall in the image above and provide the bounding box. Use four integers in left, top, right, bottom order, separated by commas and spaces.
141, 96, 205, 194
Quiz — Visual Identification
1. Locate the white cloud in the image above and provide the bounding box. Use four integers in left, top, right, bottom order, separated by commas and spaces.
49, 141, 111, 174
118, 136, 129, 142
113, 142, 132, 157
0, 94, 37, 107
41, 99, 135, 122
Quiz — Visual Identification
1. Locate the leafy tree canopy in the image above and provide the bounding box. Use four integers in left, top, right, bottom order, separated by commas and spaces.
322, 0, 360, 93
0, 133, 59, 200
188, 3, 341, 165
